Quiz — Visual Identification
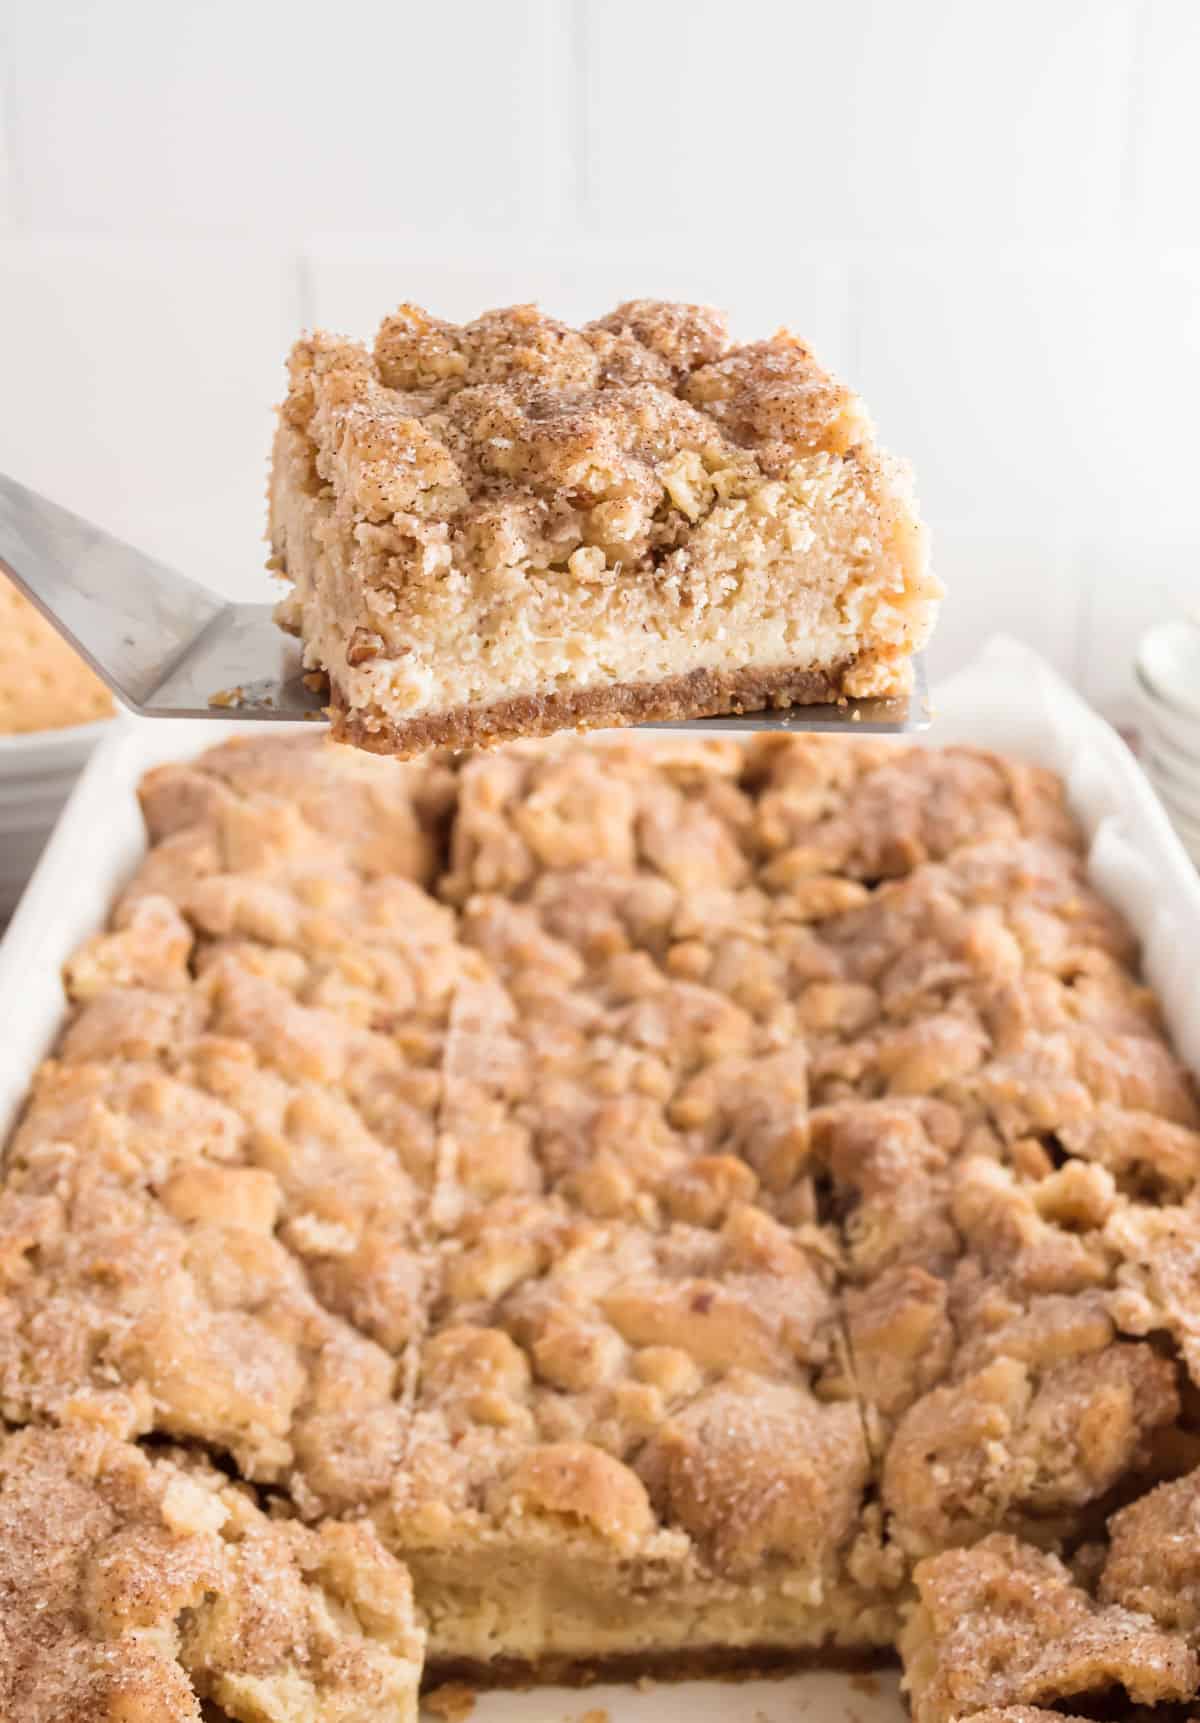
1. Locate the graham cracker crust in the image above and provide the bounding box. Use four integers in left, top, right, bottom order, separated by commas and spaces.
425, 1643, 896, 1693
330, 660, 857, 757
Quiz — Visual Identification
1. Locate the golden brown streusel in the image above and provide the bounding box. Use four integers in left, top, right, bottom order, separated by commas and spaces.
0, 1420, 422, 1723
1102, 1465, 1200, 1638
901, 1534, 1198, 1723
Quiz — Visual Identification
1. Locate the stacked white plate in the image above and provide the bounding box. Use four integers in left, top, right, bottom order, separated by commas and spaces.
0, 717, 115, 922
1136, 618, 1200, 867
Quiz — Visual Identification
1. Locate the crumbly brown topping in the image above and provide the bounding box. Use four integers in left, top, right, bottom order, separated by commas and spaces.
2, 729, 1200, 1712
301, 299, 861, 519
901, 1534, 1198, 1723
1102, 1468, 1200, 1636
883, 1338, 1178, 1559
0, 1421, 422, 1723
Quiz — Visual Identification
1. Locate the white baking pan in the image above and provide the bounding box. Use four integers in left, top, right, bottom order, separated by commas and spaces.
1, 637, 1198, 1722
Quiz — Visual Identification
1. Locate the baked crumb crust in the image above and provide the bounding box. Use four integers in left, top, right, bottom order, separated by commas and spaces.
269, 299, 939, 755
426, 1643, 893, 1689
2, 731, 1200, 1719
330, 658, 868, 755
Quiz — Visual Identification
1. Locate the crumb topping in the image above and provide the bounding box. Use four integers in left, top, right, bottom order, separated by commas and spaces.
282, 301, 872, 579
0, 1421, 422, 1723
902, 1534, 1198, 1723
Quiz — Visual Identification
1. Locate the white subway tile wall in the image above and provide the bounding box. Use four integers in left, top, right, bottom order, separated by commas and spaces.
854, 250, 1200, 543
0, 67, 13, 230
4, 2, 574, 234
920, 533, 1080, 691
581, 0, 1136, 245
1130, 0, 1200, 244
0, 0, 1195, 712
0, 239, 300, 601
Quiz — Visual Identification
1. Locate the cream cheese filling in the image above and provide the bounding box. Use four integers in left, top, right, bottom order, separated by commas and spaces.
276, 473, 937, 721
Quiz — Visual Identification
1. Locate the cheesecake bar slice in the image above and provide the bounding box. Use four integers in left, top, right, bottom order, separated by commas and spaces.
269, 299, 940, 755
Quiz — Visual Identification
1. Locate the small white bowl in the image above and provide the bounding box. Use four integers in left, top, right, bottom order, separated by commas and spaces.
1136, 621, 1200, 759
1154, 774, 1200, 834
1144, 723, 1200, 783
0, 715, 116, 922
1152, 780, 1200, 847
0, 755, 92, 801
1138, 618, 1200, 714
1168, 826, 1200, 870
1134, 618, 1200, 870
1139, 710, 1200, 773
1137, 687, 1200, 766
1145, 733, 1200, 791
0, 715, 112, 777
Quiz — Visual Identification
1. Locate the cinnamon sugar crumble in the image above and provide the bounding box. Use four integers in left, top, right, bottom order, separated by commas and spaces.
0, 1421, 422, 1722
1, 729, 1200, 1718
268, 299, 941, 755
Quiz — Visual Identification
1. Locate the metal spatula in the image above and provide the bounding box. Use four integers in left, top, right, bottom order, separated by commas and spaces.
0, 470, 930, 734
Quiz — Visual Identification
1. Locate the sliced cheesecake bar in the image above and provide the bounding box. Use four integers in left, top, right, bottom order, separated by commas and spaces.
269, 299, 940, 756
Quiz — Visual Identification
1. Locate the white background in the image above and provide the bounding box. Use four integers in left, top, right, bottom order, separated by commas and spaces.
1, 0, 1197, 721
